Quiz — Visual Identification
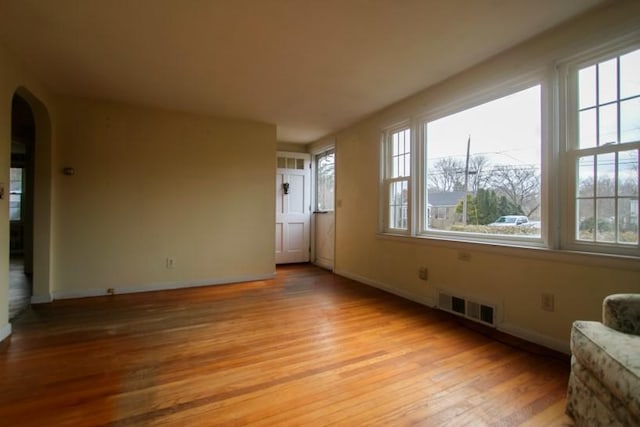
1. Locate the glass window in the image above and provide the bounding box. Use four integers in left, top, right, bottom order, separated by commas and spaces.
571, 47, 640, 249
10, 167, 23, 221
383, 127, 411, 232
316, 149, 335, 211
423, 85, 542, 240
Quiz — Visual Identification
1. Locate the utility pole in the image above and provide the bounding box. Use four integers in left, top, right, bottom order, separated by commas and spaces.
462, 135, 471, 226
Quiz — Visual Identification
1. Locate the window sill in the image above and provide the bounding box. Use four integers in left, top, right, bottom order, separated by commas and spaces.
376, 232, 640, 271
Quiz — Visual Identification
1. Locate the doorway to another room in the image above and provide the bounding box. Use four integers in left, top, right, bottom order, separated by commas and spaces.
9, 94, 35, 319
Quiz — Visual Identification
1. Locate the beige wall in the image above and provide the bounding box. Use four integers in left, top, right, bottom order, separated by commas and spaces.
52, 97, 276, 296
1, 42, 277, 339
327, 1, 640, 352
277, 141, 308, 153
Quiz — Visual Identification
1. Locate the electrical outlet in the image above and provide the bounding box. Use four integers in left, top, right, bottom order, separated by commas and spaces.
541, 293, 555, 312
166, 257, 176, 269
458, 252, 471, 262
418, 267, 428, 281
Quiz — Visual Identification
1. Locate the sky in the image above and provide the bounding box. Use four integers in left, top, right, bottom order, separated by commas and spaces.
426, 85, 542, 170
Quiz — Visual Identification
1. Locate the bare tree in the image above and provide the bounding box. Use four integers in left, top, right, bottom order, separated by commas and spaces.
428, 158, 465, 192
468, 155, 491, 194
491, 165, 540, 217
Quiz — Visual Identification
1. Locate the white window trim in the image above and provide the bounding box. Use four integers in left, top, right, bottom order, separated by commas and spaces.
378, 36, 640, 261
415, 74, 549, 247
380, 122, 413, 234
558, 39, 640, 258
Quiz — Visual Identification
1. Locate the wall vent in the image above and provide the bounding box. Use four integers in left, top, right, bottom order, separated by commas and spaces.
437, 290, 496, 326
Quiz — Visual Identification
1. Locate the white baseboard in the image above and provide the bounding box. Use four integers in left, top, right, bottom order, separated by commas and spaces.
498, 322, 570, 354
334, 268, 570, 355
0, 323, 11, 343
334, 269, 435, 308
31, 293, 53, 304
51, 273, 276, 300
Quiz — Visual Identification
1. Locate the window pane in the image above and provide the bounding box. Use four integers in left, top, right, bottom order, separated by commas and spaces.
425, 85, 541, 237
598, 103, 618, 145
296, 158, 304, 170
392, 132, 399, 156
596, 198, 615, 242
577, 198, 595, 242
316, 151, 335, 211
390, 128, 410, 179
596, 153, 615, 197
578, 156, 595, 197
277, 157, 286, 168
579, 65, 596, 109
9, 195, 21, 221
618, 149, 638, 197
620, 49, 640, 99
389, 180, 408, 229
10, 167, 23, 221
618, 198, 638, 244
598, 58, 618, 105
579, 108, 597, 149
620, 98, 640, 143
287, 158, 295, 169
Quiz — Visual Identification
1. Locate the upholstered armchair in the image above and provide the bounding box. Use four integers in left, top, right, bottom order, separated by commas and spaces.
566, 294, 640, 426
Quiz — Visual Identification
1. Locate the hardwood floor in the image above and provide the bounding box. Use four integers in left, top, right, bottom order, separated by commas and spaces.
9, 256, 31, 320
1, 264, 574, 426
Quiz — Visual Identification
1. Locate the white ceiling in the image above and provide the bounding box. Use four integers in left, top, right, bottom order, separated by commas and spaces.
0, 0, 605, 143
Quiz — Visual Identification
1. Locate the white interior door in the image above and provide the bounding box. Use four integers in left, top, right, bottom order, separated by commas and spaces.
276, 152, 311, 264
313, 148, 335, 270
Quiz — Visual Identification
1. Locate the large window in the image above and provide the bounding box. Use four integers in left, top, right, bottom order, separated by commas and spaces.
568, 46, 640, 252
382, 127, 411, 232
424, 85, 542, 240
380, 39, 639, 258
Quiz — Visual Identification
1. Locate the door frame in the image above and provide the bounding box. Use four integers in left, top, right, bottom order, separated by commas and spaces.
275, 151, 312, 264
310, 143, 336, 271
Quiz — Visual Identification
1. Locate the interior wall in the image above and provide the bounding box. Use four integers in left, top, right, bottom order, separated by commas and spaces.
52, 97, 276, 297
277, 141, 308, 153
327, 1, 640, 352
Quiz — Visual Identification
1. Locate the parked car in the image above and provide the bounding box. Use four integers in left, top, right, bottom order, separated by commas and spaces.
488, 215, 529, 226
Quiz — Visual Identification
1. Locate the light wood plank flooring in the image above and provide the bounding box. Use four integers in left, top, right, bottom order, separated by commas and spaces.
0, 264, 574, 426
9, 256, 31, 320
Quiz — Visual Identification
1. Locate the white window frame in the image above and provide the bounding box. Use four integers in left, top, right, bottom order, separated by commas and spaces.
415, 76, 548, 247
378, 36, 640, 261
559, 40, 640, 257
381, 123, 413, 234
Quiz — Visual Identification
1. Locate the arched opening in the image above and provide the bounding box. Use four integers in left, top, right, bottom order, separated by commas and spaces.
9, 94, 35, 319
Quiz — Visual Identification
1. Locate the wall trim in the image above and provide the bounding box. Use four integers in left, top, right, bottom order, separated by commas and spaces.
335, 269, 435, 308
51, 273, 276, 300
335, 268, 571, 354
31, 293, 53, 304
498, 322, 570, 354
0, 323, 11, 343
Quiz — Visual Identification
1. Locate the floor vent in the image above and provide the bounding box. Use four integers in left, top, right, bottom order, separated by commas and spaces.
437, 291, 496, 326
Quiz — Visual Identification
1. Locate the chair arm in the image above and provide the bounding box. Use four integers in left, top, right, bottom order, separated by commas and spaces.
603, 294, 640, 335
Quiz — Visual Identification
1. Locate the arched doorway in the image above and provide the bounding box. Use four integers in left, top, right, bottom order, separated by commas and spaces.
9, 94, 35, 319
